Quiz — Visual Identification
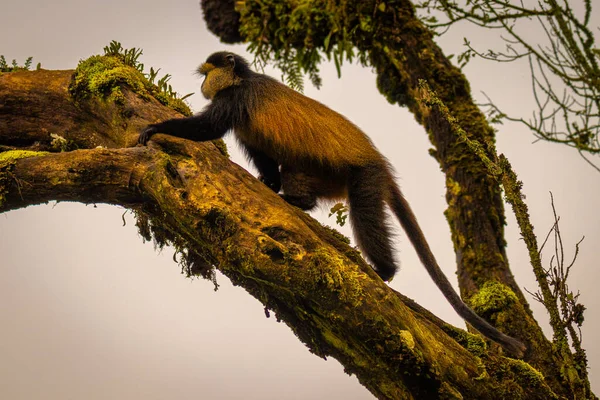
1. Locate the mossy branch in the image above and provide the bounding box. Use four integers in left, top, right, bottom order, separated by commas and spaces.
418, 80, 592, 398
0, 59, 564, 400
531, 193, 590, 393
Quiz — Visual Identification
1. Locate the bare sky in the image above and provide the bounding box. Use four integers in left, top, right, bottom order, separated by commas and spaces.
0, 1, 598, 399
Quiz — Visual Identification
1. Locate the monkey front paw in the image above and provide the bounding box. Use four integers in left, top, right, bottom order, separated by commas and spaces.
259, 175, 281, 193
138, 125, 158, 146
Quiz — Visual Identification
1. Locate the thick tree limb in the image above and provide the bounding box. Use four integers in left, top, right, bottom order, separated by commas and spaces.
0, 67, 559, 399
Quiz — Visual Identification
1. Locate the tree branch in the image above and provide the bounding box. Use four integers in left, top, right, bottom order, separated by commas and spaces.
0, 64, 559, 399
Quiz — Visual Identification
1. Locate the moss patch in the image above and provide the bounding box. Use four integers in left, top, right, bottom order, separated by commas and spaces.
469, 281, 519, 316
211, 138, 230, 157
0, 150, 49, 165
469, 281, 523, 332
69, 55, 151, 103
483, 356, 557, 399
441, 324, 487, 356
0, 150, 49, 208
300, 248, 365, 308
69, 54, 192, 116
322, 225, 351, 244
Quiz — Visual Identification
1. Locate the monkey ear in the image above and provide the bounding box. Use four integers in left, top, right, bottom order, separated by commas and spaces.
226, 54, 235, 67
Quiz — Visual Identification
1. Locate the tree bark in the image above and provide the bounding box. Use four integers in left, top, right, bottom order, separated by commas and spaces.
0, 66, 562, 399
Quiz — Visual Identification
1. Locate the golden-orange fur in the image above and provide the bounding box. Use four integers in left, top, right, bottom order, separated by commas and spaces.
241, 82, 381, 169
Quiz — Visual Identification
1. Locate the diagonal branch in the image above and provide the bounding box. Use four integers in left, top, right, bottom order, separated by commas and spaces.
0, 66, 558, 400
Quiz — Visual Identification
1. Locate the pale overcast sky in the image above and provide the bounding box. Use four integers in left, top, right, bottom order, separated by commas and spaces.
0, 1, 598, 399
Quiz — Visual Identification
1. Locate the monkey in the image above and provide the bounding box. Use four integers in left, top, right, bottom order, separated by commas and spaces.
138, 51, 526, 356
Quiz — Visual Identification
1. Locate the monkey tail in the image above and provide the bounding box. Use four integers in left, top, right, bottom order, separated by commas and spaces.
388, 182, 527, 356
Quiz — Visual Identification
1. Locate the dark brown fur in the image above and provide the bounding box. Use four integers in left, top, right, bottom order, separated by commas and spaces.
138, 52, 526, 356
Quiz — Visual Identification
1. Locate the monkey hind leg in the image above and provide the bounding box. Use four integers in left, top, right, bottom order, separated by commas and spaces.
242, 145, 281, 193
280, 167, 318, 210
348, 164, 397, 281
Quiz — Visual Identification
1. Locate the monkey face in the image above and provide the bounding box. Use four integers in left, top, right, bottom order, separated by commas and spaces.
200, 66, 234, 99
197, 53, 240, 99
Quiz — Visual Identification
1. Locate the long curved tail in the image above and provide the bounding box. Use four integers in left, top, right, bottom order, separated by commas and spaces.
388, 182, 526, 356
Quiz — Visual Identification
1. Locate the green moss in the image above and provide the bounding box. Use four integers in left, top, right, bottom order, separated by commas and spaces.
69, 55, 151, 103
132, 208, 220, 287
302, 248, 365, 308
153, 91, 193, 117
0, 150, 49, 164
322, 225, 351, 244
482, 357, 557, 400
198, 207, 239, 241
446, 177, 461, 197
211, 139, 230, 157
469, 281, 519, 315
507, 359, 545, 386
441, 324, 487, 356
69, 54, 192, 116
236, 0, 374, 91
0, 150, 49, 208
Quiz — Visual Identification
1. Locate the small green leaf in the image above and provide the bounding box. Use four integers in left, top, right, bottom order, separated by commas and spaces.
333, 53, 341, 78
324, 31, 332, 51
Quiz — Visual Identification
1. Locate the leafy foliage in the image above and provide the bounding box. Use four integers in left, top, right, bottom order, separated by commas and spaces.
101, 40, 194, 109
103, 40, 144, 71
0, 55, 41, 72
236, 0, 371, 90
329, 202, 349, 227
